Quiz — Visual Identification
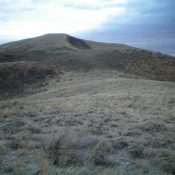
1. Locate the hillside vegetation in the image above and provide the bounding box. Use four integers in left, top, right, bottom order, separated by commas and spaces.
0, 34, 175, 175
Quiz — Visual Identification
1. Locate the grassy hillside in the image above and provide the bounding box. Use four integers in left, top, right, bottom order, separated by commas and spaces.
0, 34, 175, 175
0, 61, 59, 98
0, 34, 175, 82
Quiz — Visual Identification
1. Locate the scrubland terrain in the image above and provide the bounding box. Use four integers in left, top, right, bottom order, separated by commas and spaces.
0, 34, 175, 175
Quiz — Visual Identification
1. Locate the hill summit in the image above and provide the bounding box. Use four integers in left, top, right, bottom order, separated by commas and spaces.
0, 34, 91, 53
0, 33, 175, 82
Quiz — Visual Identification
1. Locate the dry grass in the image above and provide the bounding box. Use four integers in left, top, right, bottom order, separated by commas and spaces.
45, 130, 114, 167
1, 34, 175, 174
0, 69, 174, 174
0, 61, 58, 98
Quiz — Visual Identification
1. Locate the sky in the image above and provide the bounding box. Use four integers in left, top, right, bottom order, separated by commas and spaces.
0, 0, 175, 55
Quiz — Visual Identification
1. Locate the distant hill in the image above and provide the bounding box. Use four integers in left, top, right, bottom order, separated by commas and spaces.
0, 33, 175, 82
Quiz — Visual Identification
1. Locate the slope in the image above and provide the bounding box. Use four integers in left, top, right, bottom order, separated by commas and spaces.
0, 34, 175, 175
0, 33, 175, 82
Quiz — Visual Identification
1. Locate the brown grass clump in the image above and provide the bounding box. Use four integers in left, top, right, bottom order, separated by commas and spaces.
45, 130, 114, 167
138, 121, 167, 133
152, 150, 175, 174
2, 119, 25, 135
128, 144, 145, 159
111, 138, 129, 150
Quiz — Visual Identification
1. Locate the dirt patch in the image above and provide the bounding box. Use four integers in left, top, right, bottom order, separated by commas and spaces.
66, 35, 91, 49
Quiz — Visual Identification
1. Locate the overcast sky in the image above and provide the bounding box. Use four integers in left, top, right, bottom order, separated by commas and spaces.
0, 0, 174, 55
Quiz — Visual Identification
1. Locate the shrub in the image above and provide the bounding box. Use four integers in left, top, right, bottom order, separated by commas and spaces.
0, 61, 57, 97
46, 130, 114, 167
138, 122, 167, 133
157, 150, 175, 174
111, 138, 129, 150
128, 144, 145, 159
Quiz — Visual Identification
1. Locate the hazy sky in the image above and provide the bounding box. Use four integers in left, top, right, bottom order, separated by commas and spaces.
0, 0, 174, 55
